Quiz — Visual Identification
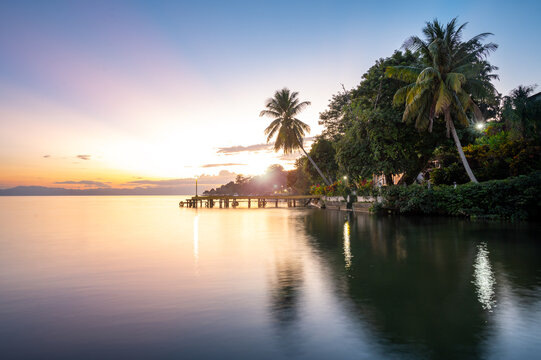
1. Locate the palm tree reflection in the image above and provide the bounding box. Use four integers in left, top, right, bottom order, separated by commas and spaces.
268, 259, 303, 325
267, 216, 306, 356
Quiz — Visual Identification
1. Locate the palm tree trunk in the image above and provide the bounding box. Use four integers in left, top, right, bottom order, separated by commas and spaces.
299, 145, 331, 186
447, 112, 478, 183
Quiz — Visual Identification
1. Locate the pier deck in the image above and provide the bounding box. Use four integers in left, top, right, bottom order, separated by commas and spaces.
179, 195, 322, 208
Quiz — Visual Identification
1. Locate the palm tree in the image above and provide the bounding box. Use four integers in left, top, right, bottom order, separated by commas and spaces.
386, 18, 498, 183
260, 88, 331, 186
502, 85, 541, 140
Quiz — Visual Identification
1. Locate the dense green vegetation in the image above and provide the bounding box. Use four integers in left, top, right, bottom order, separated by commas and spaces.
374, 171, 541, 220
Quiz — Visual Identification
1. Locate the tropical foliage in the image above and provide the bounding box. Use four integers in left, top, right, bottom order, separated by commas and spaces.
430, 135, 541, 185
376, 171, 541, 220
260, 88, 331, 185
502, 85, 541, 140
309, 180, 351, 197
386, 17, 499, 182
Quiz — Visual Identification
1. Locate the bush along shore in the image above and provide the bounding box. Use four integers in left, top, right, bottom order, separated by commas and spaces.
372, 171, 541, 221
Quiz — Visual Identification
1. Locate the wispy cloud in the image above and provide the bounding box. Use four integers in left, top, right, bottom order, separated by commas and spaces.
217, 137, 315, 155
202, 163, 246, 168
76, 154, 91, 160
55, 180, 110, 188
279, 152, 302, 161
217, 143, 272, 154
43, 155, 51, 158
124, 170, 236, 187
126, 179, 193, 186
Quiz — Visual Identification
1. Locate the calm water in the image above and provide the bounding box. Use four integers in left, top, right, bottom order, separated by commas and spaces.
1, 196, 540, 359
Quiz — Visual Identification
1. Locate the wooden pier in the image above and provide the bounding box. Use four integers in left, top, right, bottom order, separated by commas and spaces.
179, 195, 322, 209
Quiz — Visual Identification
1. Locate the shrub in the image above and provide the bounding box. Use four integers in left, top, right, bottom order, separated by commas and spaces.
379, 171, 541, 220
430, 137, 541, 185
356, 178, 374, 196
310, 180, 350, 197
309, 184, 325, 196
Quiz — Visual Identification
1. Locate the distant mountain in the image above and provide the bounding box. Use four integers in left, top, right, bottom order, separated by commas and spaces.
0, 186, 198, 196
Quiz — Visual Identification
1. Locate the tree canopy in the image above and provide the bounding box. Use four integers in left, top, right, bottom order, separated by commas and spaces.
386, 17, 499, 182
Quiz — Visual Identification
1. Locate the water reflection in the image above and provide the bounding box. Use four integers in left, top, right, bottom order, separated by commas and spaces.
473, 242, 496, 311
1, 197, 541, 360
343, 220, 352, 268
302, 212, 515, 359
268, 259, 303, 326
193, 213, 199, 271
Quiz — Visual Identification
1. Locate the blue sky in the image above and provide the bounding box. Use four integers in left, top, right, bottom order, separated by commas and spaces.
0, 0, 540, 188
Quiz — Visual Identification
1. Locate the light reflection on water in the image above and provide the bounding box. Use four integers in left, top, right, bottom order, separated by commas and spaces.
473, 242, 496, 311
193, 213, 199, 267
0, 196, 540, 359
343, 220, 352, 268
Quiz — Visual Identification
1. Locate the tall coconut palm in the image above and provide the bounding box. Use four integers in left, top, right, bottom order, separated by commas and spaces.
386, 18, 498, 183
260, 88, 331, 186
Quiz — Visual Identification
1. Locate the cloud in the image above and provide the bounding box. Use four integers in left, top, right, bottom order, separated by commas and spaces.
217, 143, 272, 154
124, 170, 237, 187
43, 155, 51, 158
279, 152, 302, 161
55, 180, 111, 188
76, 154, 91, 160
202, 163, 246, 168
217, 137, 315, 155
127, 179, 194, 186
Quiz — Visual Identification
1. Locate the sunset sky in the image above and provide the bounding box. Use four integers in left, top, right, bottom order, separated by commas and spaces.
1, 0, 540, 192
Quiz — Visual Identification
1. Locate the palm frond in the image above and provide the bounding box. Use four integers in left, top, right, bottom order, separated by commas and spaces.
264, 119, 282, 141
445, 72, 466, 92
385, 65, 422, 83
259, 109, 280, 118
417, 67, 439, 83
260, 87, 311, 153
435, 82, 453, 116
393, 83, 415, 105
403, 35, 428, 53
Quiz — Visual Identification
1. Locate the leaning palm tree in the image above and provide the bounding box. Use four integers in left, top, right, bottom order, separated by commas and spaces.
260, 88, 331, 185
386, 18, 498, 183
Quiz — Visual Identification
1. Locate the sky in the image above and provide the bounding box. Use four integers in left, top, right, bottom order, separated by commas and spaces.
1, 0, 540, 192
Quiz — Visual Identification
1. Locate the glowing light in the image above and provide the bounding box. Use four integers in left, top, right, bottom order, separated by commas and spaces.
343, 221, 352, 268
476, 122, 485, 130
343, 175, 348, 180
473, 242, 496, 311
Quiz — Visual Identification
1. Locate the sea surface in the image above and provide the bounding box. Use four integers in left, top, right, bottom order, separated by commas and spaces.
1, 196, 540, 359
